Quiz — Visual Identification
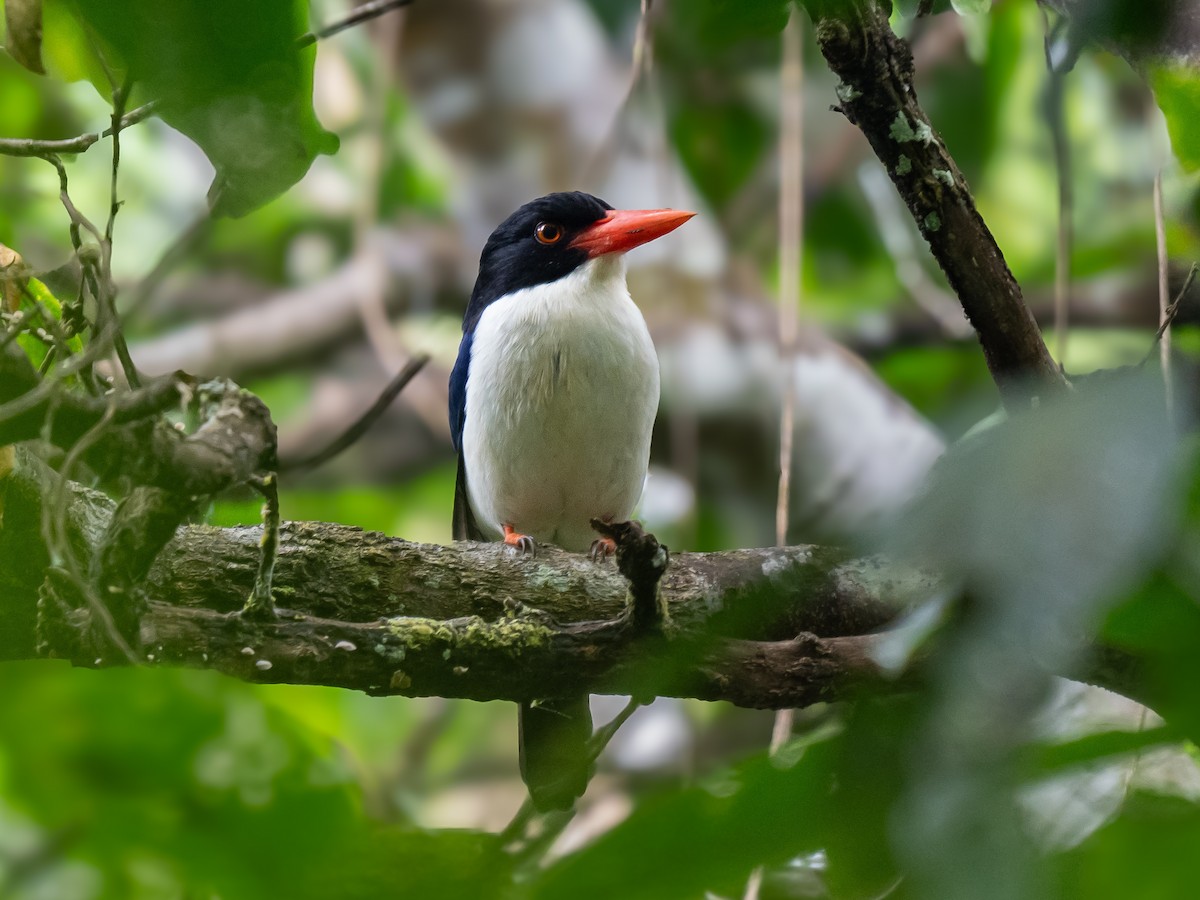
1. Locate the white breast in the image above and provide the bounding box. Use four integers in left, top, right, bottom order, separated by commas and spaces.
461, 255, 660, 551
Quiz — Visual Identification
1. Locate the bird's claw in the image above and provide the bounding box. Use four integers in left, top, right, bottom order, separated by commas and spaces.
503, 524, 536, 557
589, 535, 616, 563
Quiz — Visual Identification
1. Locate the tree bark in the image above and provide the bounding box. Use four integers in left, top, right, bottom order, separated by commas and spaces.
0, 447, 1150, 712
800, 0, 1068, 405
2, 445, 929, 707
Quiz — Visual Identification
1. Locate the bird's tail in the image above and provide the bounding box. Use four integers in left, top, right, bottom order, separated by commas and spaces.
518, 696, 594, 812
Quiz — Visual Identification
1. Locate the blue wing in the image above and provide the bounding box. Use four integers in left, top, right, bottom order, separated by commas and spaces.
449, 329, 483, 540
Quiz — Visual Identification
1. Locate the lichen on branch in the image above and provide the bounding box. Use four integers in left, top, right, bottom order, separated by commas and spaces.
800, 0, 1068, 403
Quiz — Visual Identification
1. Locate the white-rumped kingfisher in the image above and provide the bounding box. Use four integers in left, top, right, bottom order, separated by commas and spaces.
449, 191, 694, 810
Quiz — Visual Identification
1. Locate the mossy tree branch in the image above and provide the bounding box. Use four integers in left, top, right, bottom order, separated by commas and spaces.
0, 448, 1148, 712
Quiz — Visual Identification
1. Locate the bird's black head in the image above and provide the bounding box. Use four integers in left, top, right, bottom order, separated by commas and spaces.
464, 191, 613, 328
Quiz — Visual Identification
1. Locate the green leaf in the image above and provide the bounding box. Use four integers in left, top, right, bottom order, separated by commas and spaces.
670, 101, 769, 210
311, 827, 509, 900
3, 0, 46, 74
1, 241, 82, 372
47, 0, 338, 217
1021, 726, 1183, 778
903, 373, 1181, 627
38, 0, 108, 85
1054, 793, 1200, 899
682, 0, 792, 50
888, 373, 1186, 900
1148, 63, 1200, 172
0, 665, 355, 898
533, 731, 841, 900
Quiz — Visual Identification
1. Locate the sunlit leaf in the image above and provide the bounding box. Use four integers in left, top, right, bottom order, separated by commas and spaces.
1148, 63, 1200, 172
0, 241, 82, 371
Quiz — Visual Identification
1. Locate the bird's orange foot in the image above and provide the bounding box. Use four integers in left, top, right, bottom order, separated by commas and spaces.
589, 535, 616, 562
503, 523, 536, 556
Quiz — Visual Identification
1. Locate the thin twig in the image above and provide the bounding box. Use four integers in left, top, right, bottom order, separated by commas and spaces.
0, 208, 213, 430
1, 90, 149, 399
586, 696, 641, 756
242, 473, 280, 620
280, 353, 430, 473
770, 9, 804, 783
45, 154, 103, 248
581, 0, 657, 186
0, 103, 156, 158
96, 77, 142, 389
775, 10, 803, 548
0, 133, 105, 158
1141, 262, 1197, 367
105, 78, 132, 248
498, 798, 539, 849
83, 257, 140, 389
1152, 171, 1174, 417
42, 400, 139, 664
296, 0, 416, 48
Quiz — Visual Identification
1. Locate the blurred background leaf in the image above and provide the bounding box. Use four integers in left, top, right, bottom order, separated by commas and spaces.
49, 0, 338, 216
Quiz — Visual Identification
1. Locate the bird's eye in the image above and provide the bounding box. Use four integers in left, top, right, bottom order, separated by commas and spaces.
534, 222, 563, 245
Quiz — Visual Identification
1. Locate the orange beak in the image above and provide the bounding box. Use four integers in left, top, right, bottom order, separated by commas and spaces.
569, 208, 696, 258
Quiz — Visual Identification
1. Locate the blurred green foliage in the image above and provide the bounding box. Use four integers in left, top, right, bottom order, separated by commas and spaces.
43, 0, 338, 216
1150, 64, 1200, 173
0, 664, 507, 899
4, 0, 1200, 897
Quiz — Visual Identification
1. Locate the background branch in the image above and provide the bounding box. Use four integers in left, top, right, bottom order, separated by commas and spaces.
800, 0, 1068, 404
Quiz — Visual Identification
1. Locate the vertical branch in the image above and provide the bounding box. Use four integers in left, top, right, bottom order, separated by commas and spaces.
99, 76, 140, 392
582, 0, 657, 188
775, 10, 804, 549
353, 8, 409, 374
105, 77, 132, 248
1043, 15, 1073, 366
40, 400, 140, 663
768, 12, 805, 852
243, 473, 280, 620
